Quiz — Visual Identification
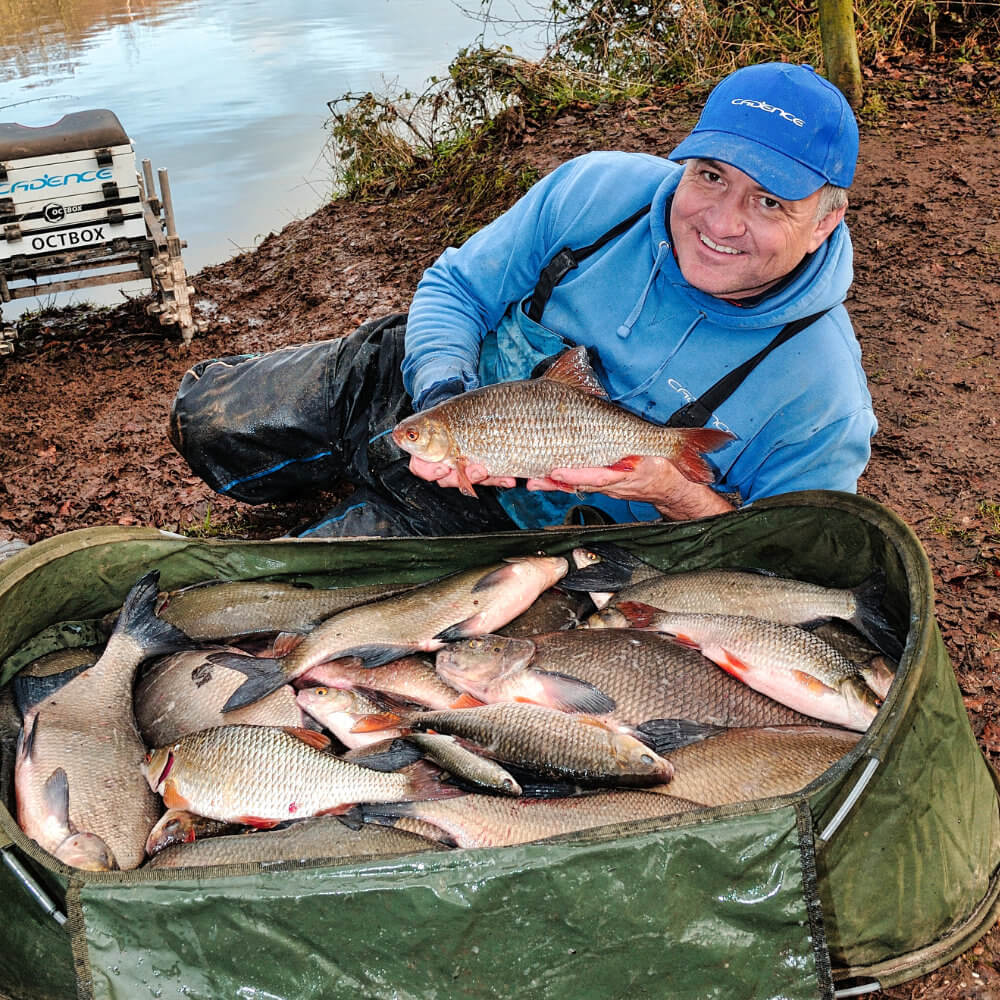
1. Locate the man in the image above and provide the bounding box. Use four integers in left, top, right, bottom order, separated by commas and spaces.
169, 62, 875, 537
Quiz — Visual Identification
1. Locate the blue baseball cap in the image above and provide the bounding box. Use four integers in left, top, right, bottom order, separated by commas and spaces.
668, 63, 859, 200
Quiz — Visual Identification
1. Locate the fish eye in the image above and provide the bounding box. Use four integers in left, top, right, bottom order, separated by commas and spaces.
315, 687, 328, 696
404, 428, 420, 441
640, 754, 655, 765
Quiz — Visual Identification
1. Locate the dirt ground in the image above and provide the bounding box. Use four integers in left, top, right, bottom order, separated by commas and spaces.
1, 55, 998, 997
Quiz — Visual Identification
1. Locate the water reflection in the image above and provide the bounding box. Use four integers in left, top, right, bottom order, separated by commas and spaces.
1, 0, 542, 313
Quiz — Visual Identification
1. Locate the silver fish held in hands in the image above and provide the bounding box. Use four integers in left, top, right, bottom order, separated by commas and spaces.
15, 570, 195, 870
391, 346, 735, 497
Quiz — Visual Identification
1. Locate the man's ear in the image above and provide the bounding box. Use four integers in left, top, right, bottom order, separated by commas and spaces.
808, 203, 847, 253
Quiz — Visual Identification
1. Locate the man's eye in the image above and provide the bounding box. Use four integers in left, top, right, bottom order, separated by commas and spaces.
701, 170, 722, 183
760, 196, 782, 210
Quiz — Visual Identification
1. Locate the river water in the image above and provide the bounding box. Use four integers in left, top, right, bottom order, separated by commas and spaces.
0, 0, 544, 315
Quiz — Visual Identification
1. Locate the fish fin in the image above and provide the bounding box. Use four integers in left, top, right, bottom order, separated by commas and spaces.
610, 600, 661, 630
161, 779, 192, 811
340, 644, 416, 669
532, 670, 617, 714
434, 618, 486, 643
636, 718, 725, 755
850, 570, 904, 660
575, 715, 617, 732
714, 649, 751, 678
350, 712, 405, 733
669, 428, 737, 485
13, 664, 91, 717
453, 460, 479, 498
215, 655, 288, 712
237, 817, 282, 829
468, 563, 517, 594
540, 346, 609, 398
116, 569, 197, 658
332, 806, 365, 830
606, 455, 641, 473
272, 632, 305, 658
449, 692, 486, 709
16, 711, 37, 762
350, 739, 425, 772
791, 669, 838, 696
42, 768, 71, 827
400, 760, 467, 801
283, 727, 332, 751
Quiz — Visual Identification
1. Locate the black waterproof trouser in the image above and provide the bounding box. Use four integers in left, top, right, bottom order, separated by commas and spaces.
168, 315, 519, 536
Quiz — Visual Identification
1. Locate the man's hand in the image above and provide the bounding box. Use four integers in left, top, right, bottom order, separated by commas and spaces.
409, 455, 516, 491
525, 455, 734, 521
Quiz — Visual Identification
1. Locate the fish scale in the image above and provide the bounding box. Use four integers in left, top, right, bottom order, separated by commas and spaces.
391, 346, 733, 490
399, 701, 674, 786
144, 724, 433, 824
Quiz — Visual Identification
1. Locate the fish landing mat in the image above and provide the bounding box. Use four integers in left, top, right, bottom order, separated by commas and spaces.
0, 491, 996, 1000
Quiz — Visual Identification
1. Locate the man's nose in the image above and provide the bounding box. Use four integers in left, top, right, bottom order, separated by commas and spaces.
704, 194, 747, 238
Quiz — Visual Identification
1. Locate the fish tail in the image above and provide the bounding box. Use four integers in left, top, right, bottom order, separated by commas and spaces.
211, 652, 289, 712
117, 570, 195, 657
360, 802, 458, 846
401, 760, 467, 801
669, 428, 736, 485
850, 570, 904, 660
610, 600, 661, 629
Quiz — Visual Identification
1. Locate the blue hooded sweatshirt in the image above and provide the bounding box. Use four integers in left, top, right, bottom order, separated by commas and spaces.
402, 151, 876, 527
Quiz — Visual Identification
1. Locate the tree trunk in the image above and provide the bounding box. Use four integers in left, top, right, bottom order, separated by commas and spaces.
817, 0, 864, 109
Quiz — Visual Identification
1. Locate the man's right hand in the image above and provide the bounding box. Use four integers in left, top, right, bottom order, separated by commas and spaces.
408, 455, 516, 491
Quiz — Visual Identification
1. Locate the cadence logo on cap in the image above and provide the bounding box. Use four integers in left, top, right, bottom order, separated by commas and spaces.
731, 99, 805, 127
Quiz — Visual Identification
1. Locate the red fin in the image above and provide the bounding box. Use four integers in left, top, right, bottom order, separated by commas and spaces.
612, 600, 661, 629
272, 632, 304, 658
449, 692, 486, 709
283, 726, 332, 750
237, 817, 281, 830
161, 780, 191, 811
401, 760, 467, 801
607, 456, 640, 473
455, 460, 478, 498
316, 804, 355, 816
350, 712, 405, 733
540, 346, 609, 398
791, 669, 838, 696
714, 650, 750, 678
670, 428, 736, 485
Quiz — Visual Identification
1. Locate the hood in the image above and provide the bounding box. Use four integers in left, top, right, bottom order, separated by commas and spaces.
647, 169, 854, 332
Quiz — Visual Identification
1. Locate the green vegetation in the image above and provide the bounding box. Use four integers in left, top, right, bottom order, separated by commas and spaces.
324, 0, 1000, 224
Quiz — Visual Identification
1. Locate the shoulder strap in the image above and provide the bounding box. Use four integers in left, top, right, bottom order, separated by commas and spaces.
526, 203, 652, 323
665, 308, 832, 428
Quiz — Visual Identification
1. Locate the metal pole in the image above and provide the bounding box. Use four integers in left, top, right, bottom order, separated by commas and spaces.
1, 847, 67, 926
158, 168, 178, 240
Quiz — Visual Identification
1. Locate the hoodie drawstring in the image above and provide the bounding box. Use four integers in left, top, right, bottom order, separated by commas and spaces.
611, 285, 707, 404
616, 240, 671, 341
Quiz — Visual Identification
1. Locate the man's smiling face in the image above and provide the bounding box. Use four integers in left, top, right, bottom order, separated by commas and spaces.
669, 158, 845, 300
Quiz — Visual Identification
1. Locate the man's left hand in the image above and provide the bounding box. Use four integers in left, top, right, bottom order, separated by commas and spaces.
525, 455, 734, 521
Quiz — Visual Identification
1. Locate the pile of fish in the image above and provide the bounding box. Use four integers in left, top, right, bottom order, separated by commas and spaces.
8, 544, 902, 872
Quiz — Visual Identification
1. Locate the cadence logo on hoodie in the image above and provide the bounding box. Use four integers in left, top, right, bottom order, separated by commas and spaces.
730, 99, 805, 127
